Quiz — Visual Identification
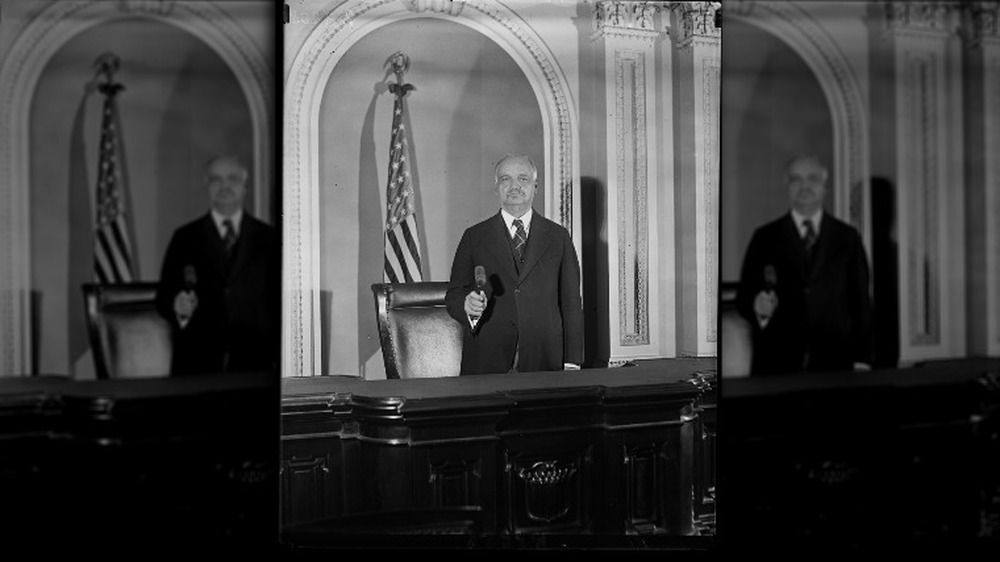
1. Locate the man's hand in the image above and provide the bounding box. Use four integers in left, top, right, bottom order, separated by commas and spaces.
464, 290, 486, 318
754, 290, 778, 327
174, 290, 198, 326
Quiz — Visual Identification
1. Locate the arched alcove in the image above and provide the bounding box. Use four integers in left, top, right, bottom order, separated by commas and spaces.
31, 17, 254, 377
0, 1, 273, 376
320, 17, 544, 377
725, 2, 871, 250
284, 0, 580, 377
721, 17, 833, 282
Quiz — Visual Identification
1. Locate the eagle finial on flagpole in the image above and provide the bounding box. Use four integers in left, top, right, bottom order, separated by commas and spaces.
384, 51, 415, 97
93, 52, 125, 96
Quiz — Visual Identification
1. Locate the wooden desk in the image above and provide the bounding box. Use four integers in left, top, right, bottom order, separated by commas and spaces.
722, 358, 1000, 545
0, 372, 277, 548
280, 358, 717, 544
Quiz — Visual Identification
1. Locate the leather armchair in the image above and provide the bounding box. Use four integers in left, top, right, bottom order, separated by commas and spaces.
82, 282, 172, 379
370, 282, 463, 379
720, 282, 752, 378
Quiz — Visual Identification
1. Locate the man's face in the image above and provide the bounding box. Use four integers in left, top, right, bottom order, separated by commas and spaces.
786, 158, 827, 214
495, 157, 536, 211
207, 159, 247, 211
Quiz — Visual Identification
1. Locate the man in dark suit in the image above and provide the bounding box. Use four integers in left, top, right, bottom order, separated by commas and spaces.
156, 156, 279, 375
737, 155, 872, 375
445, 153, 584, 375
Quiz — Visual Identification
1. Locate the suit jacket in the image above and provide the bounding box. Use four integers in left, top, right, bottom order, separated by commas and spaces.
156, 212, 280, 375
736, 212, 872, 375
446, 211, 584, 375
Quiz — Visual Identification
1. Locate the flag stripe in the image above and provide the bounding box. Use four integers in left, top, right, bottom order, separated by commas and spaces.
382, 89, 423, 284
108, 219, 134, 273
384, 239, 404, 283
95, 233, 122, 282
386, 231, 413, 283
384, 260, 400, 284
98, 226, 131, 281
92, 86, 137, 285
98, 230, 131, 282
400, 216, 421, 274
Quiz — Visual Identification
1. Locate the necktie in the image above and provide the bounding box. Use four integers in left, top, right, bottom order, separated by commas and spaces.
222, 218, 237, 259
512, 218, 527, 263
802, 218, 817, 259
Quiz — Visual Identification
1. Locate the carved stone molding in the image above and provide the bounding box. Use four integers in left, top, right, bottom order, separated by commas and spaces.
593, 1, 663, 43
883, 1, 959, 40
114, 0, 176, 16
903, 52, 942, 347
963, 2, 1000, 49
614, 50, 650, 347
403, 0, 465, 17
885, 1, 951, 31
672, 1, 722, 47
703, 59, 720, 344
990, 56, 1000, 352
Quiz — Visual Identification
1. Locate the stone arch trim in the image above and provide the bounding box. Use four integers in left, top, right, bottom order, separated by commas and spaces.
0, 0, 274, 376
725, 2, 871, 245
283, 0, 580, 377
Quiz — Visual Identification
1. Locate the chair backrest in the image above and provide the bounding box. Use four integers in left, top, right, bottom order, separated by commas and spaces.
371, 282, 462, 379
720, 282, 752, 378
83, 282, 172, 380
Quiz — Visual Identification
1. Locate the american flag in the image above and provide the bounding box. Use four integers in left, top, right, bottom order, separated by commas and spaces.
93, 82, 137, 284
382, 81, 423, 283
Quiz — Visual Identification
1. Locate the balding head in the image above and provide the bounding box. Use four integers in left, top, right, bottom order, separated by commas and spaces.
785, 155, 828, 216
494, 153, 538, 217
204, 155, 249, 217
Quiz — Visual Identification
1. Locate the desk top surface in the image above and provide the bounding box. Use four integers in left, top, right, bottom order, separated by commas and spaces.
282, 357, 717, 400
722, 357, 1000, 399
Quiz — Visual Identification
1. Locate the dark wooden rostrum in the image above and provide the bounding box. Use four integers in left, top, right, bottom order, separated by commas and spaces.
0, 372, 277, 549
279, 358, 717, 548
720, 357, 1000, 550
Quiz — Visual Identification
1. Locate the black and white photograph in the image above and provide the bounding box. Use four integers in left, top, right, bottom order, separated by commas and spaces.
0, 0, 280, 549
279, 0, 718, 549
2, 0, 999, 555
719, 0, 1000, 550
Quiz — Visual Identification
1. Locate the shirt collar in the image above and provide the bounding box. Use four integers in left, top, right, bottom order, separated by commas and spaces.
791, 208, 823, 235
211, 208, 243, 236
501, 207, 533, 236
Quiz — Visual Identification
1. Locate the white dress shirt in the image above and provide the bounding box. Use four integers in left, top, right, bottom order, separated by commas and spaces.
501, 207, 533, 240
211, 208, 243, 240
791, 208, 823, 240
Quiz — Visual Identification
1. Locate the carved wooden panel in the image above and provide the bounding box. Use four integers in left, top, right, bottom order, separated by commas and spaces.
504, 446, 594, 534
623, 443, 664, 530
429, 458, 482, 507
280, 454, 333, 527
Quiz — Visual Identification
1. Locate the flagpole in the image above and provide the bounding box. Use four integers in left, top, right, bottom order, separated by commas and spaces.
381, 52, 423, 283
92, 52, 139, 283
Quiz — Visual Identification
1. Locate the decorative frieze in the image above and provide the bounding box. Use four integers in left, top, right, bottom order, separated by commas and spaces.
593, 1, 663, 43
403, 0, 465, 17
963, 1, 1000, 49
883, 1, 958, 41
672, 1, 721, 48
885, 1, 951, 31
114, 0, 177, 16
